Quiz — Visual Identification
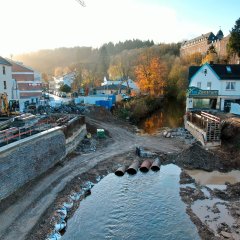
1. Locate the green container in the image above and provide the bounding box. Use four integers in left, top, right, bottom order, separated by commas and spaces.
97, 129, 105, 138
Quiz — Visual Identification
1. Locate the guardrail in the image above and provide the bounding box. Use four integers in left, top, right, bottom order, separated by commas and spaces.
0, 121, 55, 146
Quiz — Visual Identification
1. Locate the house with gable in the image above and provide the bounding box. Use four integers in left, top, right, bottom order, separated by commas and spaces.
101, 77, 140, 95
186, 62, 240, 112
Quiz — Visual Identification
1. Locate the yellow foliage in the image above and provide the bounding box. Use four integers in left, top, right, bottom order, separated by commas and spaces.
202, 53, 218, 64
135, 55, 167, 96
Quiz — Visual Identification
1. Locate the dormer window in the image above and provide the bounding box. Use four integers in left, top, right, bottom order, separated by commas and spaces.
226, 66, 232, 73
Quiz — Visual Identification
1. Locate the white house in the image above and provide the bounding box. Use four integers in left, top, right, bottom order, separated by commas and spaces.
53, 72, 76, 90
101, 77, 140, 94
0, 57, 19, 111
186, 63, 240, 112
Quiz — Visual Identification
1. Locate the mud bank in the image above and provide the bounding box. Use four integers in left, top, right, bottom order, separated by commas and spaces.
180, 171, 240, 240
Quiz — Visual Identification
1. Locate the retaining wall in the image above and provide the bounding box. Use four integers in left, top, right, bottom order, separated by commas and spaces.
0, 116, 86, 202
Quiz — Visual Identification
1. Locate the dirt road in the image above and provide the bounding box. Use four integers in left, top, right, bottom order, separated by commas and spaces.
0, 118, 187, 240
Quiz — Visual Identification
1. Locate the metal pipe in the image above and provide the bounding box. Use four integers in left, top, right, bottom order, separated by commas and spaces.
127, 160, 140, 175
115, 166, 126, 176
151, 157, 161, 171
139, 160, 151, 172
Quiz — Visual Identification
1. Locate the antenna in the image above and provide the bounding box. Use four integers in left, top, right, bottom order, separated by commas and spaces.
75, 0, 86, 7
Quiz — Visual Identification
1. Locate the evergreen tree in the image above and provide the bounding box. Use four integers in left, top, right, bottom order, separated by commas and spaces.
227, 17, 240, 57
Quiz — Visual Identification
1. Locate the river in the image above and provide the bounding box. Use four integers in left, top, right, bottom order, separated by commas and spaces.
138, 100, 185, 134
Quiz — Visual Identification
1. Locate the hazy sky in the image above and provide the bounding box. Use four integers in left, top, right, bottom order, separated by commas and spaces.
1, 0, 240, 57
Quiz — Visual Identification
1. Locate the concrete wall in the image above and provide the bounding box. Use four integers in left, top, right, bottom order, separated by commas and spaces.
0, 116, 86, 201
63, 116, 87, 154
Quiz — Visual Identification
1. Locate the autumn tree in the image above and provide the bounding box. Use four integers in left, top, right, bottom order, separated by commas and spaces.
135, 53, 167, 96
108, 49, 140, 91
227, 17, 240, 58
54, 67, 63, 77
167, 57, 188, 101
182, 52, 202, 66
41, 72, 50, 83
71, 67, 84, 93
202, 45, 218, 64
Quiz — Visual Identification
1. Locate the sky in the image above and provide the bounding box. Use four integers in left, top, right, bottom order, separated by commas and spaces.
1, 0, 240, 57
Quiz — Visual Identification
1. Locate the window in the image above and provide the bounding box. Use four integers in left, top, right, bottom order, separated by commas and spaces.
207, 82, 211, 90
197, 82, 201, 89
3, 81, 7, 89
226, 82, 236, 90
226, 66, 232, 73
3, 66, 6, 75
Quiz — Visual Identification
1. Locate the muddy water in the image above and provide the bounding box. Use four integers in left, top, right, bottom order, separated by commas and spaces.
138, 100, 184, 134
186, 169, 240, 185
62, 165, 199, 240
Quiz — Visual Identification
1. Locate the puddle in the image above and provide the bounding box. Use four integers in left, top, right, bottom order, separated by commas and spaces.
185, 169, 240, 186
192, 199, 237, 236
61, 164, 199, 240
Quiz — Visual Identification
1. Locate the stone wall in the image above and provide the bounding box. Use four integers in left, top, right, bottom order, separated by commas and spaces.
0, 116, 86, 201
0, 127, 65, 201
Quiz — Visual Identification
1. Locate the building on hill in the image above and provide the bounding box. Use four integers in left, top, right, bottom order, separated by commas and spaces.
186, 62, 240, 112
180, 30, 229, 59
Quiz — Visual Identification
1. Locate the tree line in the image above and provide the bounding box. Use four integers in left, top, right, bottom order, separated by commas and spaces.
14, 17, 240, 103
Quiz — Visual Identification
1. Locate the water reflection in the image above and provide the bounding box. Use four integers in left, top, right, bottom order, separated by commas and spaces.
138, 100, 185, 134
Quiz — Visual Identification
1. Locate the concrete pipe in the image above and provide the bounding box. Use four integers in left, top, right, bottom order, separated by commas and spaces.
127, 160, 140, 175
151, 157, 161, 171
139, 160, 152, 172
115, 166, 126, 176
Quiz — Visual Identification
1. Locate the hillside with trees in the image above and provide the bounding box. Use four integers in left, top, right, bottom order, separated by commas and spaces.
13, 41, 210, 104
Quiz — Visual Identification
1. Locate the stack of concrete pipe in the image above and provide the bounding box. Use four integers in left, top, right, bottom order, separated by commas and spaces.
114, 157, 161, 176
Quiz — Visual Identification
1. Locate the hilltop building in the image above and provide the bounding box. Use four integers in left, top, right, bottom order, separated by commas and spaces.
180, 30, 229, 59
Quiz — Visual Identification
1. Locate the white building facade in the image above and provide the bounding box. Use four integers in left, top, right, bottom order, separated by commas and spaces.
186, 63, 240, 112
0, 57, 19, 101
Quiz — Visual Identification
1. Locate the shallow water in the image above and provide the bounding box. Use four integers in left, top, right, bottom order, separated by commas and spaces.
62, 164, 199, 240
186, 169, 240, 185
138, 101, 184, 134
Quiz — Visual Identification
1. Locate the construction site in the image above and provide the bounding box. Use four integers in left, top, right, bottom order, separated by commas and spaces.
0, 100, 240, 240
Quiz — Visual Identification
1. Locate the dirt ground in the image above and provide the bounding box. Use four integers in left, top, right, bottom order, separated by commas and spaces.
0, 108, 239, 240
180, 171, 240, 240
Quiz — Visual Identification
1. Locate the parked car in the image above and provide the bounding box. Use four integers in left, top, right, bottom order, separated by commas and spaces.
121, 93, 130, 100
